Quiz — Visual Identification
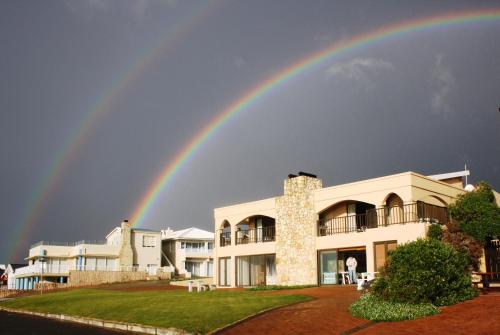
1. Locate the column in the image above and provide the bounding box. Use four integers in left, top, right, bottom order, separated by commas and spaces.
28, 277, 32, 290
15, 278, 19, 290
60, 276, 64, 283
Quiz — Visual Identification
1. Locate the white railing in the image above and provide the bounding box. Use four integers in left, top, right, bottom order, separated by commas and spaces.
14, 264, 69, 276
180, 248, 213, 258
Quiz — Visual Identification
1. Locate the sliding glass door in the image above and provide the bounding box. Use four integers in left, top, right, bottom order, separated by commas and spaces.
320, 251, 338, 284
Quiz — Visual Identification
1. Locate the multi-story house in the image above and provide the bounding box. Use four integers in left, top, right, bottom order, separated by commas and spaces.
214, 170, 470, 287
161, 227, 214, 278
12, 220, 163, 290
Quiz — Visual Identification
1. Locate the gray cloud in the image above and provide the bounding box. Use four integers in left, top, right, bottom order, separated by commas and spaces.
326, 57, 394, 81
430, 54, 455, 115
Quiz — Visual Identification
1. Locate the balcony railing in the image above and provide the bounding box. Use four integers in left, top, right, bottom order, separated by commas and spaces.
318, 202, 448, 236
219, 232, 231, 247
14, 264, 69, 276
30, 240, 107, 248
179, 248, 213, 258
236, 226, 276, 245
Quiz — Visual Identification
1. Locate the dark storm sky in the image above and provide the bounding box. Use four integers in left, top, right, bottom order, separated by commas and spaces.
1, 0, 499, 262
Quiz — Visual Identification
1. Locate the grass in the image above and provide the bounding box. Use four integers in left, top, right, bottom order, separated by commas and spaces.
349, 293, 440, 322
0, 288, 310, 334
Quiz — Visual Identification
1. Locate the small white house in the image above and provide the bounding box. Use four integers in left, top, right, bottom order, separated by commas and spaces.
11, 220, 165, 290
161, 227, 214, 278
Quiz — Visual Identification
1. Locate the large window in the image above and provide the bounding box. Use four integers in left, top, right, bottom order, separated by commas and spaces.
236, 254, 276, 286
374, 241, 397, 271
218, 257, 231, 286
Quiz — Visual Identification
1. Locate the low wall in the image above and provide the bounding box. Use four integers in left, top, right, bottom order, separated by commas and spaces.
68, 270, 148, 286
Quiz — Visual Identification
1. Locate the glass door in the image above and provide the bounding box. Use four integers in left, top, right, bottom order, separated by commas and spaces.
320, 251, 338, 284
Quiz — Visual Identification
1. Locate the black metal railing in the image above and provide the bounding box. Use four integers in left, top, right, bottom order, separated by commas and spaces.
235, 226, 276, 245
318, 202, 448, 236
219, 232, 231, 247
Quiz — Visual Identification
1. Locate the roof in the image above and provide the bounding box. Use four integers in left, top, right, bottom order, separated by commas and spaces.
427, 170, 470, 181
162, 227, 214, 240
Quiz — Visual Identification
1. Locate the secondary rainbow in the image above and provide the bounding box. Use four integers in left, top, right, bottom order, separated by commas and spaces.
130, 8, 500, 227
8, 0, 221, 261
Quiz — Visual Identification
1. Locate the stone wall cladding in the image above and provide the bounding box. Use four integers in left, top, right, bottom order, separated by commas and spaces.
119, 222, 134, 267
68, 270, 148, 286
275, 176, 322, 286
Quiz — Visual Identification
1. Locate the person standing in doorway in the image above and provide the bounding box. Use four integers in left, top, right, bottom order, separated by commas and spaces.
346, 256, 358, 284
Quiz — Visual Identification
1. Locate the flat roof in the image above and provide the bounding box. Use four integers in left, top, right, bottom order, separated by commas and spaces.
427, 170, 470, 181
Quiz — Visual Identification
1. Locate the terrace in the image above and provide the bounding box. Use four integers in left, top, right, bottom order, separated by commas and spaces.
318, 202, 448, 236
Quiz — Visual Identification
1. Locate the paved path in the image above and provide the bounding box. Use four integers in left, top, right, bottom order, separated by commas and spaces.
221, 286, 367, 335
358, 293, 500, 335
220, 286, 500, 335
0, 310, 127, 335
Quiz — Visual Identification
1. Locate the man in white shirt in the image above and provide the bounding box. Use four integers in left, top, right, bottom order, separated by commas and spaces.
346, 256, 358, 284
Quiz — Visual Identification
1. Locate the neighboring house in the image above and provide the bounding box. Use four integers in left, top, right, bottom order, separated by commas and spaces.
161, 227, 214, 278
3, 264, 28, 289
12, 220, 163, 290
214, 170, 470, 287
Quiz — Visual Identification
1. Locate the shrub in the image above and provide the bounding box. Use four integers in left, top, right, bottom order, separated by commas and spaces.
427, 224, 443, 240
350, 293, 439, 321
372, 239, 478, 306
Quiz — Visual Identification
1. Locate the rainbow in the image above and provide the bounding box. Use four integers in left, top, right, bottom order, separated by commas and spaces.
130, 8, 500, 227
8, 0, 221, 261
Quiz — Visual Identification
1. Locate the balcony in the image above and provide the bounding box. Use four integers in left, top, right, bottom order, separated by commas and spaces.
318, 202, 448, 236
14, 264, 69, 276
219, 232, 231, 247
236, 226, 276, 245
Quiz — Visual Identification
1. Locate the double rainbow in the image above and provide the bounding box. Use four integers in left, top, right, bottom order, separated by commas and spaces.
8, 0, 221, 261
130, 8, 500, 227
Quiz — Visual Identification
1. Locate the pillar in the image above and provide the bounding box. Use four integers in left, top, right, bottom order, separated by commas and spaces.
15, 278, 19, 290
60, 276, 64, 283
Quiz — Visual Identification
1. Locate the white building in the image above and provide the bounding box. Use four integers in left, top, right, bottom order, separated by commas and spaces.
161, 227, 214, 278
12, 220, 164, 290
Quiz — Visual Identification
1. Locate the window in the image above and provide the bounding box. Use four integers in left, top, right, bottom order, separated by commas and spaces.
142, 235, 156, 247
218, 257, 231, 286
374, 241, 397, 271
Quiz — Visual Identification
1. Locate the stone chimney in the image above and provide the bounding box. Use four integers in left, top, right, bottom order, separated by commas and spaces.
118, 220, 134, 269
275, 173, 322, 285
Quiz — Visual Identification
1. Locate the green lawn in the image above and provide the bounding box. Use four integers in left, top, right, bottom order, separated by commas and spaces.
0, 289, 310, 333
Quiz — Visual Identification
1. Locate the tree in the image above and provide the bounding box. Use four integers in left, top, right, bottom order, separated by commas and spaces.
448, 182, 500, 243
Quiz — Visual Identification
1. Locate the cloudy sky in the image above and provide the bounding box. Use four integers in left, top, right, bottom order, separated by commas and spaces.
1, 0, 499, 262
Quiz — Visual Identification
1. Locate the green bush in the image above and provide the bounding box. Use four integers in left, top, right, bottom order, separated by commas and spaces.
427, 224, 443, 240
372, 239, 478, 306
350, 293, 439, 321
